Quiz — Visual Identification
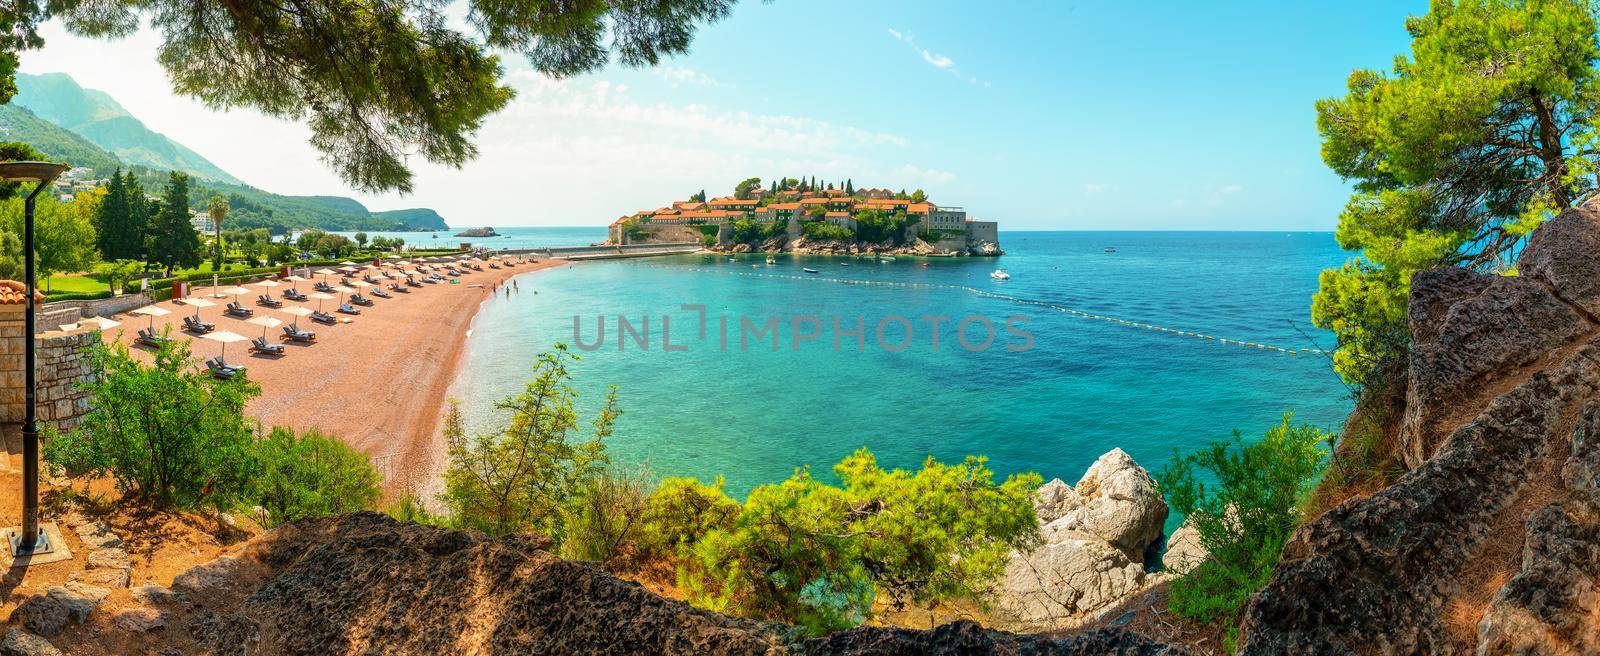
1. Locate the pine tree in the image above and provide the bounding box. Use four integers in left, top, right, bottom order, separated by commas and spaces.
145, 172, 202, 275
846, 178, 854, 195
95, 170, 132, 260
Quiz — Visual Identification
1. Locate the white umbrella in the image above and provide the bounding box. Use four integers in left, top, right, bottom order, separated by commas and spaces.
332, 286, 356, 294
74, 316, 121, 331
132, 305, 172, 329
180, 297, 215, 308
351, 280, 372, 288
252, 280, 281, 288
280, 306, 314, 317
308, 292, 335, 311
202, 330, 248, 360
246, 315, 283, 337
284, 275, 308, 282
314, 268, 337, 276
340, 260, 357, 266
222, 286, 251, 299
338, 266, 357, 273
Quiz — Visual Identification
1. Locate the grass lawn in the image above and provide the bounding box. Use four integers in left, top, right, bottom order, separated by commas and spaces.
42, 272, 110, 294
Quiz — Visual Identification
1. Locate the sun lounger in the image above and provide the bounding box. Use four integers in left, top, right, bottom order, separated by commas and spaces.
282, 324, 317, 342
249, 336, 285, 355
314, 282, 335, 292
225, 302, 254, 317
337, 304, 361, 315
350, 295, 373, 306
406, 279, 422, 287
284, 289, 308, 301
257, 294, 284, 308
136, 328, 169, 348
205, 357, 243, 380
311, 311, 338, 324
371, 288, 391, 299
182, 315, 215, 333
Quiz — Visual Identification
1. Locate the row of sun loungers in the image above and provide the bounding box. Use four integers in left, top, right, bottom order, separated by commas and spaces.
140, 257, 523, 378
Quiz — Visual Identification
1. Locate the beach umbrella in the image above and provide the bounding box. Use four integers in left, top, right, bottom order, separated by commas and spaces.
222, 286, 251, 301
338, 266, 357, 273
284, 275, 308, 282
131, 305, 171, 329
59, 316, 121, 332
332, 286, 355, 294
180, 297, 215, 308
309, 292, 335, 311
351, 281, 372, 288
202, 330, 248, 360
340, 260, 357, 266
280, 306, 313, 318
252, 280, 280, 288
314, 268, 337, 276
246, 315, 283, 337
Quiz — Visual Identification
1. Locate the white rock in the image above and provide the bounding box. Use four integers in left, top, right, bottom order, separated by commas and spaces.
995, 532, 1146, 629
1057, 449, 1168, 558
1033, 479, 1081, 524
1161, 519, 1208, 575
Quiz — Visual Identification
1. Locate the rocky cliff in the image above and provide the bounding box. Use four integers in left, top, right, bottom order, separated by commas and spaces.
1237, 204, 1600, 655
23, 512, 1185, 656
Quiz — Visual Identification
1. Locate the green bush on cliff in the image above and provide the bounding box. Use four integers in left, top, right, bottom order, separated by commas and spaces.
802, 221, 853, 241
653, 450, 1042, 634
441, 345, 618, 541
44, 336, 260, 510
1157, 414, 1330, 638
252, 426, 383, 528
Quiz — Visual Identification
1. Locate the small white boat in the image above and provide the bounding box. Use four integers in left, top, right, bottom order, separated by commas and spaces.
803, 268, 819, 274
990, 270, 1011, 281
751, 264, 759, 269
841, 262, 850, 267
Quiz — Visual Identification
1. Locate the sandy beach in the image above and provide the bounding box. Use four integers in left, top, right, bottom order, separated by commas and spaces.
97, 258, 563, 495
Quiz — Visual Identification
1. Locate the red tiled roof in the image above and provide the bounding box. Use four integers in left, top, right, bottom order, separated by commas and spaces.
825, 211, 849, 217
0, 281, 44, 305
768, 202, 801, 210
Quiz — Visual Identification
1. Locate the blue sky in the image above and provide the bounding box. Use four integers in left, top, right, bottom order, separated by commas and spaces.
20, 1, 1425, 230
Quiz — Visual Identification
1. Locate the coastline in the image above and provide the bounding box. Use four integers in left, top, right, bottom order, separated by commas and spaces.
100, 258, 565, 497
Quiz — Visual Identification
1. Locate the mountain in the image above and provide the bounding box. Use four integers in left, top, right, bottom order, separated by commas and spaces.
13, 72, 242, 185
0, 72, 448, 232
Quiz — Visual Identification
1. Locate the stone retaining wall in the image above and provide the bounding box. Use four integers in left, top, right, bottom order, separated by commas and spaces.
0, 304, 99, 431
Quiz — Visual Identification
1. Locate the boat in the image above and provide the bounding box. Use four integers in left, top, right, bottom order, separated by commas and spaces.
803, 268, 819, 274
990, 269, 1011, 281
880, 256, 897, 261
765, 256, 776, 264
751, 264, 759, 269
1104, 247, 1117, 253
922, 262, 931, 268
841, 262, 850, 266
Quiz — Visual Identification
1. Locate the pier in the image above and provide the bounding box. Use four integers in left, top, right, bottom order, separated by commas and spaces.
496, 242, 703, 261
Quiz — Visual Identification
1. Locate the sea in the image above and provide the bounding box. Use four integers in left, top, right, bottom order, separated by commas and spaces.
451, 229, 1354, 527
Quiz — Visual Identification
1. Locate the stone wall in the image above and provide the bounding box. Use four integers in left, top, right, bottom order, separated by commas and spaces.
0, 304, 99, 431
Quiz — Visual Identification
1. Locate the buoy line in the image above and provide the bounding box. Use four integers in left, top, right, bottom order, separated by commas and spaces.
637, 264, 1329, 356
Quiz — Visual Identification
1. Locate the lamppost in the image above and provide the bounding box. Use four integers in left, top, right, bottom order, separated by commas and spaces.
0, 161, 69, 558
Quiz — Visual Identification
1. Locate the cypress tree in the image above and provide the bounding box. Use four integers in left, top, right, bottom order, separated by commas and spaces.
95, 169, 131, 260
146, 172, 202, 275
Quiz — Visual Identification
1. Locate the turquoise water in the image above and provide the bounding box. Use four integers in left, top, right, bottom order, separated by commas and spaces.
455, 231, 1353, 519
332, 226, 605, 250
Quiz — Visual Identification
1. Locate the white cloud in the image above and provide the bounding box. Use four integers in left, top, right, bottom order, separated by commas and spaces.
887, 27, 983, 86
1083, 183, 1111, 194
655, 66, 725, 88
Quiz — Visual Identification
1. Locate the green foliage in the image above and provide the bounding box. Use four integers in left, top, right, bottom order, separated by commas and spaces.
730, 218, 784, 244
0, 190, 101, 284
0, 141, 43, 202
43, 335, 260, 510
853, 209, 914, 245
561, 469, 652, 567
662, 450, 1042, 634
803, 221, 853, 241
103, 259, 142, 294
144, 172, 202, 274
442, 345, 619, 541
734, 177, 762, 200
1314, 0, 1600, 385
96, 170, 143, 260
252, 426, 383, 528
1157, 414, 1331, 631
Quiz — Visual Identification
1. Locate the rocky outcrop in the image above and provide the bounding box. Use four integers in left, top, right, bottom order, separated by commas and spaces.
802, 620, 1188, 655
453, 226, 499, 238
75, 512, 1172, 655
1158, 519, 1207, 576
1240, 204, 1600, 654
995, 449, 1169, 630
1398, 268, 1590, 468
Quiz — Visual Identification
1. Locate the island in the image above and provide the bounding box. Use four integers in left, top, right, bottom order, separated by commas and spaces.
454, 226, 500, 238
607, 177, 1001, 256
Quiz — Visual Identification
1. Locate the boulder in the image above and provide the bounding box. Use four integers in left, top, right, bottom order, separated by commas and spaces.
995, 532, 1146, 629
1050, 449, 1168, 558
0, 630, 61, 656
1398, 268, 1589, 467
69, 521, 121, 551
113, 608, 168, 633
1160, 519, 1207, 576
85, 547, 130, 571
1032, 479, 1081, 524
173, 556, 252, 596
9, 587, 96, 637
129, 583, 183, 606
1565, 400, 1600, 504
1519, 204, 1600, 317
1477, 498, 1600, 655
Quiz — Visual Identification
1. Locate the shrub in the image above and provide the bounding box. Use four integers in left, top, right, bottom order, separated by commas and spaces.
663, 450, 1042, 634
252, 426, 383, 527
1157, 414, 1330, 642
639, 476, 740, 563
560, 469, 652, 567
441, 345, 618, 541
43, 335, 260, 510
802, 221, 853, 241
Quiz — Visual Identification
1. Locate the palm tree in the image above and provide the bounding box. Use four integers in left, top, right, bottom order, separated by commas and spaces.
207, 195, 229, 270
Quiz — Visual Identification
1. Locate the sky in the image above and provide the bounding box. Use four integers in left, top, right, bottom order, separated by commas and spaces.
17, 1, 1426, 230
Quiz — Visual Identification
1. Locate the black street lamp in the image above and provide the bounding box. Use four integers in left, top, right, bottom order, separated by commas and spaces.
0, 161, 69, 558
